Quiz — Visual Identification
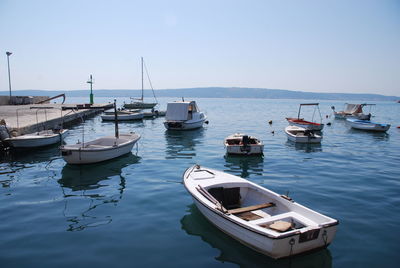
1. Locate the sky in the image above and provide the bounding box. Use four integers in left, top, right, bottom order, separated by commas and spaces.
0, 0, 399, 95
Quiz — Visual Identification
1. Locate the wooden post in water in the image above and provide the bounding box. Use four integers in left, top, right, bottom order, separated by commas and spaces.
114, 99, 119, 139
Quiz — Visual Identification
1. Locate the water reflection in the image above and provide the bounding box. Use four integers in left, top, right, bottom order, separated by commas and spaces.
58, 153, 140, 231
0, 143, 62, 164
347, 128, 390, 141
181, 204, 332, 268
164, 129, 204, 159
224, 154, 264, 178
285, 141, 322, 153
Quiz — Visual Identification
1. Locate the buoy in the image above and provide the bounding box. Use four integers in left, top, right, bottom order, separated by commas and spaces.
397, 126, 400, 129
327, 122, 332, 126
271, 130, 275, 135
325, 115, 329, 118
268, 120, 273, 125
205, 121, 209, 124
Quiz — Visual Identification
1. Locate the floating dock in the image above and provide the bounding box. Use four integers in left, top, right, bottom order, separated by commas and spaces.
0, 103, 113, 136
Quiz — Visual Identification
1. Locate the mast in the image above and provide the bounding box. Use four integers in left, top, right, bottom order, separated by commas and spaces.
114, 99, 119, 139
141, 57, 144, 101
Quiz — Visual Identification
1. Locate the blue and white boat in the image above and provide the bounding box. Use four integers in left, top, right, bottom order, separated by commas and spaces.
346, 118, 391, 132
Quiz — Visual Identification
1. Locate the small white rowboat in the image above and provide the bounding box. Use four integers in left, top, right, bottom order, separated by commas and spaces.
224, 133, 264, 155
346, 118, 391, 132
183, 165, 338, 259
60, 133, 140, 164
4, 129, 69, 148
285, 126, 322, 144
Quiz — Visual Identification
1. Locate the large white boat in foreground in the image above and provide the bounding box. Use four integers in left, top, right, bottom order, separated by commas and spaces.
4, 129, 69, 148
183, 165, 338, 259
224, 133, 264, 155
164, 101, 207, 130
60, 133, 140, 164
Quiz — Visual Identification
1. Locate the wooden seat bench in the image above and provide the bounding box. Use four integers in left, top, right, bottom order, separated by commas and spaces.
228, 202, 275, 214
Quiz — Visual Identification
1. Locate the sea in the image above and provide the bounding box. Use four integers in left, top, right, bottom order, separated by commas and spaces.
0, 97, 399, 268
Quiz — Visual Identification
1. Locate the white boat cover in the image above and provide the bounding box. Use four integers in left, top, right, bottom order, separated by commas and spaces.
166, 102, 190, 121
344, 104, 362, 114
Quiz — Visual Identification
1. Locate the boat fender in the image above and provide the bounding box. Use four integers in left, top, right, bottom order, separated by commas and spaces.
322, 229, 328, 246
289, 238, 296, 257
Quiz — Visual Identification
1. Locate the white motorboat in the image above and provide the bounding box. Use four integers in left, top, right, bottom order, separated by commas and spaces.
224, 133, 264, 155
286, 103, 324, 131
285, 126, 322, 144
332, 103, 372, 120
60, 133, 140, 164
4, 129, 69, 148
164, 101, 207, 130
123, 57, 158, 110
183, 165, 338, 259
346, 118, 391, 132
101, 111, 144, 121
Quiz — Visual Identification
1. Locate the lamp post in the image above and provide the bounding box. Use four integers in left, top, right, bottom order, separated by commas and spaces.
87, 74, 94, 104
6, 51, 12, 102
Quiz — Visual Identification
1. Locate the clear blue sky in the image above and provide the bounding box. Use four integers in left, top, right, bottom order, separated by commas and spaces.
0, 0, 399, 95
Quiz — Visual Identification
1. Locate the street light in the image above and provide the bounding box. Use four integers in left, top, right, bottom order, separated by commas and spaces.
6, 51, 12, 102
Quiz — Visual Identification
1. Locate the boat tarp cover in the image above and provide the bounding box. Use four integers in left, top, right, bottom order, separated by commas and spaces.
344, 104, 363, 114
166, 102, 189, 121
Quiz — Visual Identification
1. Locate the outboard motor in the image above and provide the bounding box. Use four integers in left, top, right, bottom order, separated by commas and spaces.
242, 135, 249, 146
0, 121, 10, 141
240, 135, 251, 153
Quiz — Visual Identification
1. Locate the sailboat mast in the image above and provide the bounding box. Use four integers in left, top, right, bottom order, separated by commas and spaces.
141, 57, 144, 101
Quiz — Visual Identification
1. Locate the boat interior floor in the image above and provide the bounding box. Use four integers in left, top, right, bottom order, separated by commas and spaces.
207, 186, 319, 233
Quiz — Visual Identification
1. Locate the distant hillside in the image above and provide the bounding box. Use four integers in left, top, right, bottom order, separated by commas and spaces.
0, 87, 398, 101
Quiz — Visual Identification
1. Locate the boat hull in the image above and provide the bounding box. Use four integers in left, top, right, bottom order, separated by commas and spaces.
101, 113, 144, 121
61, 134, 140, 164
346, 119, 391, 132
226, 144, 264, 155
192, 198, 337, 259
334, 112, 370, 120
164, 119, 205, 130
285, 126, 321, 144
5, 129, 69, 148
123, 102, 157, 109
286, 119, 324, 131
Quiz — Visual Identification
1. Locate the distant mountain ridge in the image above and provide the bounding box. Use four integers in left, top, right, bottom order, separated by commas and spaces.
0, 87, 398, 101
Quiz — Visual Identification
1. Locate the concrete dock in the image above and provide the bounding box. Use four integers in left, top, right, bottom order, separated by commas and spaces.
0, 103, 113, 136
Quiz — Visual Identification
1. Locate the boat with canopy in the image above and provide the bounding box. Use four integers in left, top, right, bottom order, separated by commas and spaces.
286, 103, 324, 131
331, 103, 373, 120
164, 100, 207, 130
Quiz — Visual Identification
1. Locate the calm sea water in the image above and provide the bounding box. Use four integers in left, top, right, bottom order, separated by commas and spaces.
1, 97, 399, 267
